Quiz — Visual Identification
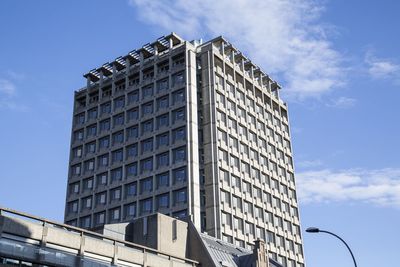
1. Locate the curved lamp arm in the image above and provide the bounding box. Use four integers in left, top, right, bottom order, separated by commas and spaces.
306, 227, 357, 267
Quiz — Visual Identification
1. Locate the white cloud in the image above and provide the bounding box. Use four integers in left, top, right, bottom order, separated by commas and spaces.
297, 159, 324, 169
0, 79, 16, 97
129, 0, 345, 99
297, 168, 400, 208
326, 96, 356, 109
365, 51, 400, 80
0, 75, 28, 112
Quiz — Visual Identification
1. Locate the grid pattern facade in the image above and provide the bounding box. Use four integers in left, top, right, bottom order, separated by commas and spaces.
199, 40, 305, 267
65, 36, 201, 229
64, 34, 305, 267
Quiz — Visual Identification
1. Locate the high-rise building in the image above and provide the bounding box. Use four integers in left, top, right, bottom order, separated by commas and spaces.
64, 33, 305, 267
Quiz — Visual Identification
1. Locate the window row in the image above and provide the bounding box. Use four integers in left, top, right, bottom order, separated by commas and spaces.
70, 146, 187, 176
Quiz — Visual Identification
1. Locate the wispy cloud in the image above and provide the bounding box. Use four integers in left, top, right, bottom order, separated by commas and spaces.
0, 79, 16, 97
297, 159, 324, 169
0, 72, 28, 112
129, 0, 345, 100
326, 96, 356, 109
365, 51, 400, 81
297, 168, 400, 208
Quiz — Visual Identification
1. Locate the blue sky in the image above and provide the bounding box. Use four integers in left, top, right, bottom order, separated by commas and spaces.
0, 1, 399, 266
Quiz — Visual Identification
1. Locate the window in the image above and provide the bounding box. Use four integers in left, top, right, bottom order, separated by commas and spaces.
141, 119, 153, 134
73, 129, 84, 142
97, 173, 107, 186
84, 159, 95, 172
156, 113, 169, 129
127, 108, 139, 121
222, 212, 232, 227
172, 72, 184, 86
157, 172, 169, 188
112, 149, 123, 163
232, 175, 241, 189
124, 203, 136, 219
85, 142, 96, 154
142, 84, 153, 98
244, 201, 253, 216
173, 167, 186, 183
100, 102, 111, 115
69, 182, 80, 194
112, 131, 124, 145
80, 216, 91, 228
126, 143, 138, 159
75, 113, 85, 126
232, 196, 242, 211
113, 113, 124, 127
157, 78, 169, 92
141, 138, 153, 153
114, 96, 125, 110
96, 192, 107, 206
140, 198, 152, 215
157, 152, 169, 168
111, 167, 122, 182
217, 110, 226, 126
219, 149, 228, 164
140, 157, 153, 173
157, 193, 169, 209
125, 182, 137, 198
68, 201, 78, 213
174, 189, 187, 205
157, 95, 169, 110
233, 217, 243, 233
86, 124, 97, 137
156, 132, 169, 147
126, 162, 138, 177
245, 222, 254, 236
72, 146, 82, 158
142, 101, 153, 115
127, 125, 139, 140
173, 146, 186, 163
110, 207, 121, 221
82, 196, 92, 209
83, 178, 93, 191
99, 136, 110, 149
127, 90, 139, 104
110, 187, 122, 202
172, 108, 185, 123
72, 164, 81, 175
95, 212, 105, 225
221, 190, 231, 206
99, 119, 110, 132
172, 127, 185, 143
172, 89, 185, 104
88, 108, 97, 120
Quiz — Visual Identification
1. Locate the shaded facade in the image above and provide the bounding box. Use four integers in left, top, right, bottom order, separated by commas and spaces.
64, 33, 305, 267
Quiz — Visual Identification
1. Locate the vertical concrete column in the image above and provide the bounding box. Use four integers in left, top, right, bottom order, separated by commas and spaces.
112, 64, 117, 93
125, 58, 131, 87
186, 47, 201, 229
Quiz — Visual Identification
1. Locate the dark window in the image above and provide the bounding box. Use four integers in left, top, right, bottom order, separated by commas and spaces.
99, 119, 110, 132
141, 138, 153, 153
128, 90, 139, 104
140, 198, 152, 215
111, 167, 122, 182
156, 132, 169, 147
114, 96, 125, 110
113, 113, 124, 127
157, 78, 169, 92
142, 85, 153, 99
100, 102, 111, 114
140, 157, 153, 173
142, 101, 154, 115
172, 108, 185, 123
157, 194, 169, 209
127, 108, 139, 121
172, 89, 185, 104
172, 127, 185, 143
173, 146, 186, 163
157, 172, 169, 188
125, 182, 137, 198
140, 177, 153, 193
156, 113, 169, 129
173, 167, 187, 183
127, 125, 139, 140
99, 136, 110, 149
141, 119, 153, 134
126, 143, 138, 159
112, 131, 124, 145
157, 152, 169, 168
126, 162, 138, 177
112, 149, 123, 163
157, 96, 169, 110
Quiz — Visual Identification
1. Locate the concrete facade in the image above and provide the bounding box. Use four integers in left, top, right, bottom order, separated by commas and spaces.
64, 33, 305, 267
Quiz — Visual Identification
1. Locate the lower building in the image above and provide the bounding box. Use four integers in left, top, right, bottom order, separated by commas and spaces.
0, 207, 282, 267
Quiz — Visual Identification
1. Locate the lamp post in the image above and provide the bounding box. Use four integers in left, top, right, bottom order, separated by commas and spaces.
306, 227, 358, 267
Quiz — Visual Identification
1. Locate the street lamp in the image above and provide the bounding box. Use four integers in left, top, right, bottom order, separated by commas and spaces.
306, 227, 358, 267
